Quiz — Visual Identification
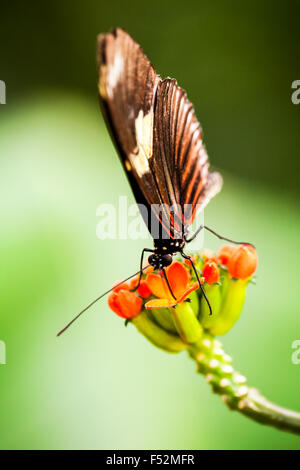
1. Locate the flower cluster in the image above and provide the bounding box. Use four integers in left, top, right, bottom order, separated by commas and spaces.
108, 244, 258, 351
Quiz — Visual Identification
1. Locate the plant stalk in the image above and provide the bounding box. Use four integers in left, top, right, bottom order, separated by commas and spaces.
188, 335, 300, 435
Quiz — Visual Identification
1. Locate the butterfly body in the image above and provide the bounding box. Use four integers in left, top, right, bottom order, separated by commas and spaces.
153, 238, 185, 254
147, 238, 185, 270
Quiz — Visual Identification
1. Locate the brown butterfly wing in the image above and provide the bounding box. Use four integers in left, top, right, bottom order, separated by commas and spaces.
97, 29, 222, 239
98, 28, 176, 234
98, 28, 158, 157
98, 29, 162, 207
153, 78, 222, 228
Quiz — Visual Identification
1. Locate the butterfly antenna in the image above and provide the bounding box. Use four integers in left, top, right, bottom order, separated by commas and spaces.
57, 265, 150, 337
185, 224, 254, 247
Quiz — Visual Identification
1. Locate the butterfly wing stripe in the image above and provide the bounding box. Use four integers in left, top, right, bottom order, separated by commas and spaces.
155, 83, 177, 207
153, 78, 214, 230
153, 81, 185, 233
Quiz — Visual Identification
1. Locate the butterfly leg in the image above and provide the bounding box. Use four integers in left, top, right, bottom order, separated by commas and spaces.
161, 267, 177, 300
185, 224, 253, 246
184, 224, 204, 243
135, 248, 154, 290
181, 251, 212, 315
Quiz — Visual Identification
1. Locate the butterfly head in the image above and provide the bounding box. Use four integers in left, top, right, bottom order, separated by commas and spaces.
148, 238, 186, 269
148, 253, 173, 270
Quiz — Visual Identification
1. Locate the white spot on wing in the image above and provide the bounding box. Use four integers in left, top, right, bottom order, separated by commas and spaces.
129, 109, 153, 177
107, 52, 124, 98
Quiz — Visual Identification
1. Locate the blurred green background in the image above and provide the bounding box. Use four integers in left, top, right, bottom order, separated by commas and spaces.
1, 0, 300, 450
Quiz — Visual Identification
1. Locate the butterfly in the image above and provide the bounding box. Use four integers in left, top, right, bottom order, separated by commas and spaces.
57, 28, 248, 336
97, 29, 245, 295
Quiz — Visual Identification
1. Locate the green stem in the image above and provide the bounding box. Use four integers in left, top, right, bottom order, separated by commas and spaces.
132, 311, 186, 353
237, 389, 300, 435
188, 335, 300, 435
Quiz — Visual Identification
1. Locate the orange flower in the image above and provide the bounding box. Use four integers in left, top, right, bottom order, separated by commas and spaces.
202, 260, 220, 284
143, 265, 154, 274
113, 274, 141, 292
227, 244, 258, 280
184, 254, 198, 266
145, 261, 199, 309
217, 244, 237, 266
108, 289, 143, 319
137, 280, 152, 299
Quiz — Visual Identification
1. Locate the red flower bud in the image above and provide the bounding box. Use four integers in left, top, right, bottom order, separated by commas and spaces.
128, 275, 139, 290
227, 244, 258, 279
108, 289, 143, 319
112, 280, 131, 293
217, 244, 237, 266
202, 260, 220, 284
113, 275, 139, 293
201, 248, 217, 263
137, 280, 152, 299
